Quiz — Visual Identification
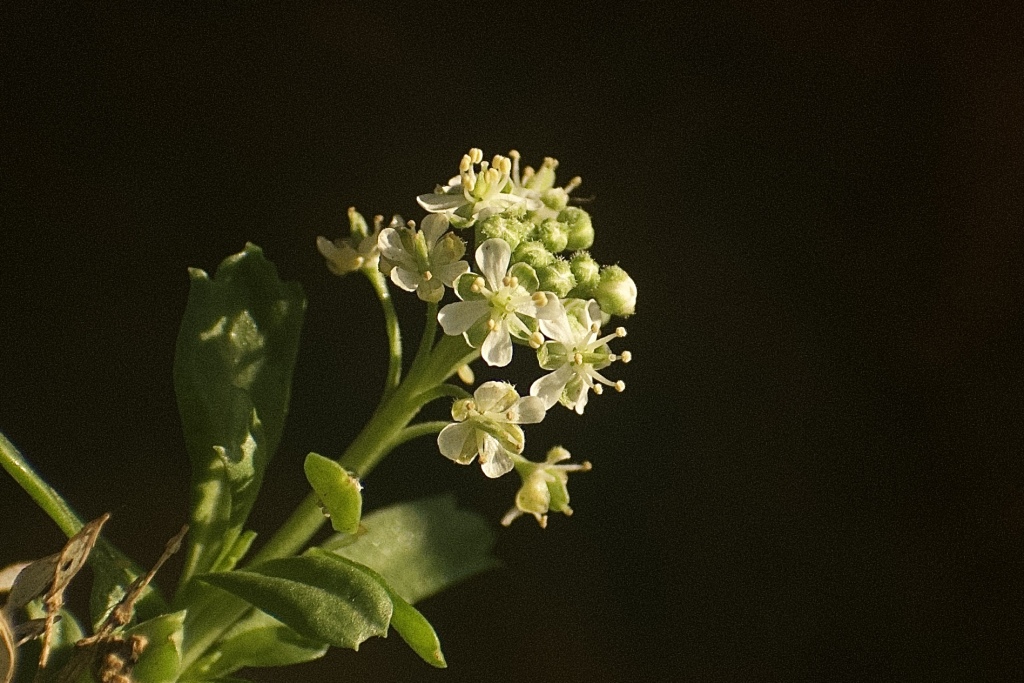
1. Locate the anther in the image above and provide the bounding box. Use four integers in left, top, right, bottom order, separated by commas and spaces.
471, 276, 486, 293
469, 148, 483, 164
615, 327, 627, 337
528, 331, 544, 348
564, 176, 583, 193
532, 291, 548, 306
620, 350, 632, 363
487, 319, 498, 331
406, 219, 416, 229
422, 270, 433, 281
573, 352, 584, 365
459, 155, 472, 172
593, 384, 604, 395
614, 380, 626, 392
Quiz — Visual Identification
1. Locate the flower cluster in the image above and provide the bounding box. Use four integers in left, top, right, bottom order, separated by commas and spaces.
318, 148, 637, 526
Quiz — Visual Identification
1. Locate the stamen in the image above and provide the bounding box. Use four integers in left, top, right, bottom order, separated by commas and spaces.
542, 156, 559, 169
422, 270, 432, 281
522, 166, 536, 182
531, 291, 548, 306
593, 384, 604, 395
590, 323, 601, 334
505, 409, 515, 421
459, 154, 472, 173
503, 274, 519, 288
468, 148, 483, 164
564, 176, 583, 193
615, 327, 627, 337
539, 514, 548, 529
614, 381, 625, 392
573, 352, 584, 365
487, 319, 498, 331
406, 219, 416, 229
471, 276, 486, 293
620, 350, 632, 363
353, 256, 364, 268
373, 215, 384, 230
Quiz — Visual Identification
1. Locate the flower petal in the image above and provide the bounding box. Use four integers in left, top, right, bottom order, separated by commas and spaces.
434, 260, 470, 287
416, 278, 445, 303
476, 238, 511, 291
438, 300, 489, 336
417, 193, 465, 212
514, 396, 548, 424
479, 441, 515, 479
390, 266, 421, 292
530, 365, 574, 410
438, 423, 476, 464
421, 213, 449, 246
481, 325, 513, 367
473, 381, 514, 412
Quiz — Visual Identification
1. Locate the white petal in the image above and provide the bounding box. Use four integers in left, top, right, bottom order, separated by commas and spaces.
532, 292, 565, 321
481, 326, 513, 367
390, 267, 421, 292
417, 193, 465, 212
421, 213, 449, 246
475, 238, 511, 290
437, 423, 476, 464
480, 441, 515, 479
539, 306, 575, 346
377, 229, 408, 262
530, 365, 574, 410
438, 300, 489, 336
514, 396, 547, 424
473, 381, 513, 412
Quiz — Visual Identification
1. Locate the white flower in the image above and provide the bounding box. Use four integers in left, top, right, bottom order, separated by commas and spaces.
438, 238, 561, 367
437, 381, 547, 478
377, 214, 469, 302
316, 208, 381, 276
417, 148, 541, 228
530, 299, 631, 414
501, 446, 592, 528
507, 150, 583, 221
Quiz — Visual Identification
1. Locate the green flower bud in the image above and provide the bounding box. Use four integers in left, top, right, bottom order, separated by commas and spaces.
595, 265, 637, 317
559, 207, 594, 251
502, 447, 592, 528
531, 218, 569, 254
536, 258, 576, 298
512, 240, 555, 269
477, 214, 531, 251
347, 206, 370, 239
568, 251, 600, 298
540, 187, 570, 212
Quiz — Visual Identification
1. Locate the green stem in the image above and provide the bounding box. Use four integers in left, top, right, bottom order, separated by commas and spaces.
408, 300, 438, 378
387, 421, 451, 450
412, 383, 471, 406
364, 268, 402, 392
0, 429, 83, 536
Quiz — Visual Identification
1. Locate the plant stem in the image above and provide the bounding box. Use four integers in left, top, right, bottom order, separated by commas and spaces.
364, 269, 402, 392
387, 421, 451, 450
0, 429, 83, 537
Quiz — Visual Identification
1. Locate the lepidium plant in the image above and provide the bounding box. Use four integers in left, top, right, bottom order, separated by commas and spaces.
1, 148, 637, 682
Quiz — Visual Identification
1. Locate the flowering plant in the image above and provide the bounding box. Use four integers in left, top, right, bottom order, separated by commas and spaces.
1, 149, 636, 681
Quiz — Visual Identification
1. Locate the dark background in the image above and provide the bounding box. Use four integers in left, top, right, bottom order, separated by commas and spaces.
2, 3, 1021, 681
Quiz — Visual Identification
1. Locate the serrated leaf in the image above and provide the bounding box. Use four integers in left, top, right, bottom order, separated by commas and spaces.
328, 494, 498, 604
194, 611, 327, 679
342, 563, 446, 668
175, 243, 306, 581
127, 610, 185, 683
197, 549, 390, 650
304, 453, 362, 534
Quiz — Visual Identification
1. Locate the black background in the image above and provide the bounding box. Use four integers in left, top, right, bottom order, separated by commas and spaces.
2, 3, 1021, 681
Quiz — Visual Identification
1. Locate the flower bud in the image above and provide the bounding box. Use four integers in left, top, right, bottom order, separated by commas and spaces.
568, 251, 600, 298
536, 259, 576, 298
477, 214, 531, 251
559, 207, 594, 251
501, 446, 592, 528
347, 206, 370, 239
512, 240, 555, 269
531, 218, 569, 254
595, 265, 637, 317
540, 187, 570, 212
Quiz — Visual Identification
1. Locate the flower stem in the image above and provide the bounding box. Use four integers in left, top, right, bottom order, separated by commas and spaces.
0, 429, 83, 537
364, 268, 402, 393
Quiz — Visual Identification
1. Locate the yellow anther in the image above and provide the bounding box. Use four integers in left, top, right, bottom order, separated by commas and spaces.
508, 149, 520, 160
528, 331, 544, 348
620, 350, 633, 363
615, 380, 626, 392
422, 271, 433, 281
459, 154, 472, 172
593, 384, 604, 395
532, 292, 548, 306
573, 352, 584, 365
590, 323, 601, 333
487, 319, 498, 331
565, 176, 583, 193
468, 148, 483, 164
615, 327, 627, 337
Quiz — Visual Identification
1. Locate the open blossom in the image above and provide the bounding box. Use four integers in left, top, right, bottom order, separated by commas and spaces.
501, 446, 592, 528
437, 381, 547, 478
530, 298, 631, 414
417, 148, 540, 228
316, 207, 381, 276
377, 214, 469, 302
438, 238, 561, 367
507, 150, 583, 221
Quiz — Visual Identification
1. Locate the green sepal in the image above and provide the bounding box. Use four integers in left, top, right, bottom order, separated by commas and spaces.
197, 549, 391, 651
326, 494, 498, 604
174, 243, 306, 582
303, 453, 362, 534
126, 610, 186, 683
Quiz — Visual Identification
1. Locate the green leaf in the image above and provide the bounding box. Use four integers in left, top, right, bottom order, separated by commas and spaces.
192, 611, 327, 679
174, 243, 306, 582
210, 530, 257, 574
328, 494, 498, 604
304, 453, 362, 534
127, 610, 186, 683
197, 549, 390, 650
